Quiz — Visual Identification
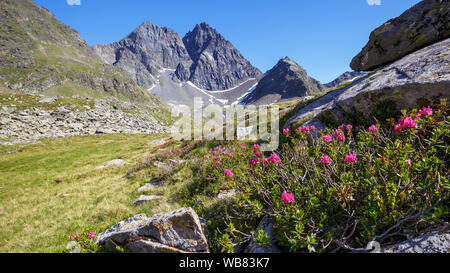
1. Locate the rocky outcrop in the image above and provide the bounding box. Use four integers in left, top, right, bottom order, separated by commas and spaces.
182, 22, 262, 90
0, 97, 169, 144
92, 21, 191, 89
324, 71, 366, 88
351, 0, 450, 71
242, 57, 325, 105
96, 208, 209, 253
244, 216, 281, 253
383, 231, 450, 253
286, 38, 450, 128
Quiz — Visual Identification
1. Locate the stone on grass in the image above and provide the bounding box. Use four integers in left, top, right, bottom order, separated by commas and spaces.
133, 195, 160, 206
137, 182, 164, 192
245, 216, 281, 253
95, 159, 125, 169
382, 232, 450, 253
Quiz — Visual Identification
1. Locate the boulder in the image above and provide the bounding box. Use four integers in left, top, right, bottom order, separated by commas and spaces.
382, 231, 450, 253
286, 38, 450, 128
244, 216, 281, 253
96, 208, 209, 253
137, 182, 164, 192
95, 159, 125, 169
351, 0, 450, 71
133, 195, 160, 205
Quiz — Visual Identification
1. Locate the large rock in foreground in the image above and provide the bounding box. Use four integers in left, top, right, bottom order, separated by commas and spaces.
383, 231, 450, 253
286, 38, 450, 128
351, 0, 450, 71
96, 208, 209, 253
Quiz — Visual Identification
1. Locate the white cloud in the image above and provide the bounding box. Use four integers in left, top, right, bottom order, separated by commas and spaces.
67, 0, 81, 6
367, 0, 381, 6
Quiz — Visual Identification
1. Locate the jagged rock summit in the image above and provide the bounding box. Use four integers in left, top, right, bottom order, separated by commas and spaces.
182, 22, 262, 90
351, 0, 450, 71
241, 57, 325, 105
324, 71, 366, 88
92, 21, 262, 106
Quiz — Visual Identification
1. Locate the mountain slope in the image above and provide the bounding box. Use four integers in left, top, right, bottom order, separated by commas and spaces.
324, 71, 366, 88
0, 0, 157, 104
241, 57, 325, 105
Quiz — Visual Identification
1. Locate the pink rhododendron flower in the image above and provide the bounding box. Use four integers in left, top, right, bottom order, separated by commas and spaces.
224, 169, 234, 177
283, 128, 290, 135
216, 161, 221, 165
254, 152, 262, 157
264, 153, 281, 164
320, 155, 332, 165
338, 124, 346, 131
322, 134, 332, 142
418, 106, 433, 116
249, 159, 259, 166
345, 153, 358, 163
241, 153, 246, 157
253, 144, 260, 150
88, 232, 95, 239
71, 234, 77, 240
310, 125, 316, 131
281, 192, 295, 204
334, 129, 346, 142
228, 153, 234, 158
298, 126, 311, 134
205, 155, 210, 159
405, 159, 412, 165
395, 116, 418, 132
346, 124, 353, 131
368, 125, 379, 132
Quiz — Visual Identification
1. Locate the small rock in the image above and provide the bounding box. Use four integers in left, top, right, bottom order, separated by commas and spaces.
217, 189, 236, 199
96, 159, 125, 169
245, 216, 281, 253
148, 138, 165, 145
125, 239, 187, 253
138, 182, 164, 192
66, 241, 81, 253
39, 97, 57, 103
133, 195, 160, 206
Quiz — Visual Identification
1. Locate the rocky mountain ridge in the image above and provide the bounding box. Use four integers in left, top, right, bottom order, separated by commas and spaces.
241, 57, 325, 105
92, 22, 262, 106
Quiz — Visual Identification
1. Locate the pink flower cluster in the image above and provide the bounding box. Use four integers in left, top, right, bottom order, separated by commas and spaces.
88, 232, 95, 239
320, 155, 332, 165
334, 129, 346, 142
224, 169, 234, 177
281, 192, 295, 204
368, 125, 379, 132
394, 116, 418, 133
249, 159, 259, 166
264, 153, 281, 164
283, 128, 290, 135
297, 125, 315, 134
344, 153, 358, 163
338, 124, 353, 131
322, 134, 332, 142
418, 106, 433, 116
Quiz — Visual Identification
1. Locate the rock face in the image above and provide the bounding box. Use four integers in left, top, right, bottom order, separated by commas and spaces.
324, 71, 366, 88
182, 22, 262, 90
244, 216, 281, 253
383, 231, 450, 253
241, 57, 325, 105
286, 38, 450, 128
0, 97, 169, 144
92, 21, 191, 89
92, 22, 261, 106
96, 208, 209, 253
351, 0, 450, 71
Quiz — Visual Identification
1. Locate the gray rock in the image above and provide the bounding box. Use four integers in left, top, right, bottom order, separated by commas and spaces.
245, 216, 281, 253
96, 159, 125, 170
133, 195, 160, 205
137, 182, 164, 193
217, 189, 236, 200
148, 138, 165, 145
241, 57, 325, 105
125, 239, 188, 253
351, 0, 450, 71
383, 232, 450, 253
97, 208, 209, 253
286, 38, 450, 128
66, 241, 81, 253
38, 97, 57, 103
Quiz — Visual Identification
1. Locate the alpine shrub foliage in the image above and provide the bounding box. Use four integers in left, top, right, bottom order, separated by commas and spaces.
208, 100, 449, 252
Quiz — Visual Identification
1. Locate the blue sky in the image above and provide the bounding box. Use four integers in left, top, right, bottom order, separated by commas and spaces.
34, 0, 421, 83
